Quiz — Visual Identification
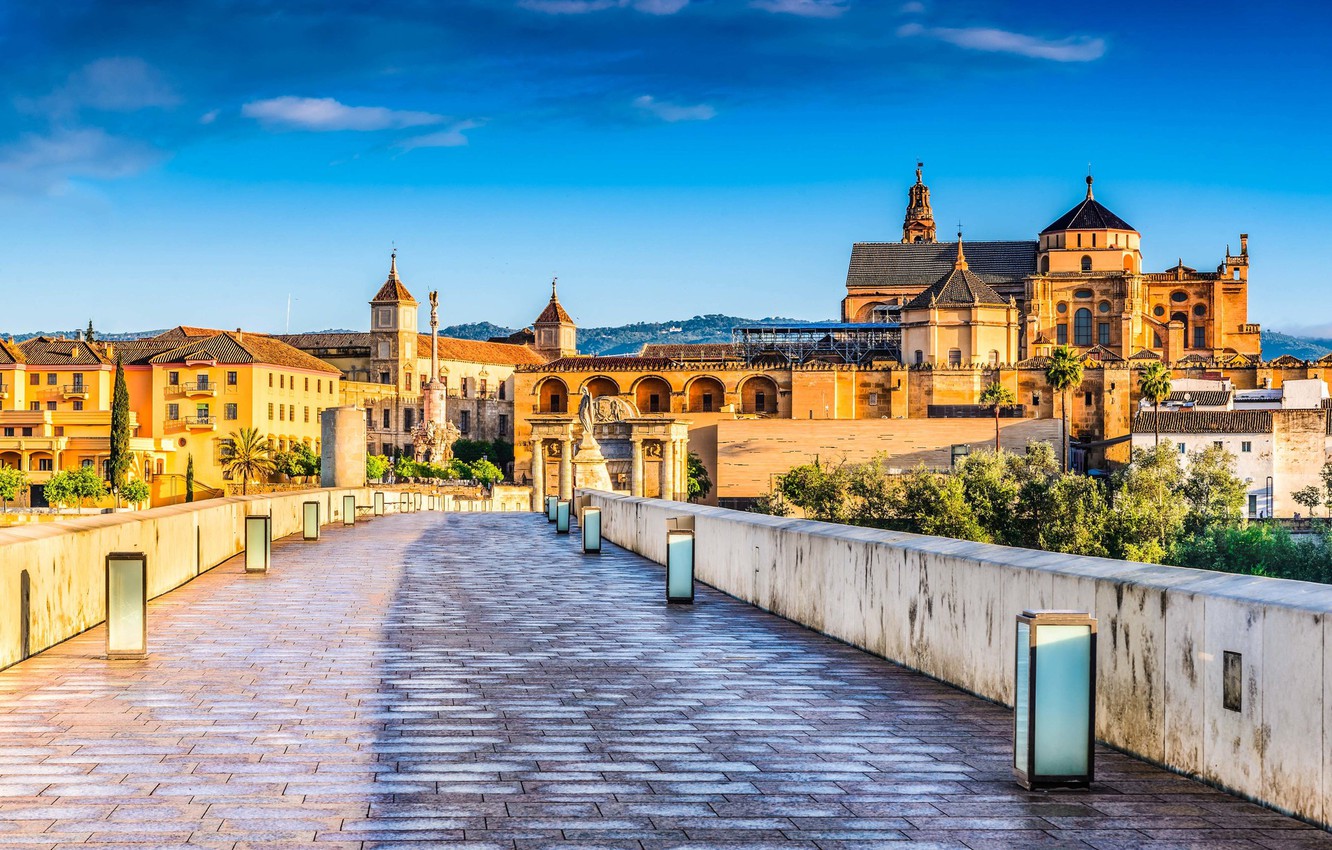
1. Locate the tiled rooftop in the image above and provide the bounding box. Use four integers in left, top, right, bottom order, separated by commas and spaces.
1, 513, 1328, 848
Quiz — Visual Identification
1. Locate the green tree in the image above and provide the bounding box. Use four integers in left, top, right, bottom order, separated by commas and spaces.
220, 427, 274, 495
1292, 485, 1322, 518
185, 454, 194, 503
0, 465, 28, 512
108, 356, 131, 500
898, 467, 988, 542
394, 455, 417, 480
120, 478, 150, 507
842, 455, 898, 528
366, 454, 390, 482
43, 470, 76, 510
979, 381, 1016, 453
956, 449, 1018, 543
776, 460, 848, 522
451, 439, 490, 464
748, 490, 792, 517
1040, 474, 1109, 556
1108, 444, 1187, 562
85, 319, 95, 342
470, 458, 504, 486
1182, 445, 1246, 534
1044, 346, 1084, 472
46, 467, 106, 511
293, 443, 320, 477
1008, 442, 1061, 549
1137, 361, 1173, 447
686, 452, 712, 503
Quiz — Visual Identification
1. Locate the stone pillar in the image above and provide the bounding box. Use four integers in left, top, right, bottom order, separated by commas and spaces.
321, 406, 367, 488
530, 439, 545, 512
677, 438, 689, 501
559, 437, 573, 501
631, 437, 644, 498
661, 438, 675, 502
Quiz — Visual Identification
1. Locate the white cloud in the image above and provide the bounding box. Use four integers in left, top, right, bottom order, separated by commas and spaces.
199, 109, 220, 125
897, 22, 1106, 62
750, 0, 849, 17
634, 95, 716, 122
0, 128, 162, 195
899, 1, 925, 13
241, 97, 446, 131
23, 57, 178, 117
517, 0, 688, 14
396, 120, 483, 151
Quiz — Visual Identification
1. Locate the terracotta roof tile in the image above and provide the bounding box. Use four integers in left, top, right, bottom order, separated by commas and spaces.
536, 296, 572, 325
424, 335, 546, 367
17, 337, 108, 366
640, 343, 739, 360
1168, 390, 1231, 407
1133, 410, 1272, 434
148, 332, 341, 373
0, 338, 23, 365
528, 356, 676, 372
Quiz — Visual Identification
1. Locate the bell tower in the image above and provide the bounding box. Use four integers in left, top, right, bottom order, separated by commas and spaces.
533, 278, 577, 361
368, 251, 419, 389
902, 162, 937, 244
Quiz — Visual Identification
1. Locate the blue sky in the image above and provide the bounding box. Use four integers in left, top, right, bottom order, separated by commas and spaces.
2, 0, 1329, 336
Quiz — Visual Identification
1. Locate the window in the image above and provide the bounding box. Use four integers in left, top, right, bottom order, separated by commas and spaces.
1153, 331, 1162, 347
169, 371, 179, 386
303, 406, 309, 423
167, 403, 180, 421
1084, 392, 1093, 406
29, 373, 38, 385
1213, 440, 1223, 449
1098, 322, 1110, 346
227, 371, 238, 386
947, 348, 962, 366
304, 377, 309, 391
29, 402, 38, 411
38, 458, 53, 472
268, 373, 273, 387
702, 392, 715, 412
1057, 324, 1068, 345
1056, 302, 1067, 314
1040, 255, 1050, 273
280, 374, 284, 389
460, 410, 470, 433
382, 409, 391, 430
289, 404, 294, 421
366, 408, 374, 428
1171, 291, 1188, 303
1193, 303, 1206, 316
46, 401, 56, 411
317, 379, 322, 393
1193, 326, 1206, 349
1242, 441, 1252, 453
268, 402, 274, 420
419, 374, 426, 389
377, 342, 390, 359
403, 408, 414, 430
1249, 494, 1258, 517
46, 373, 56, 385
1077, 233, 1082, 247
81, 459, 93, 469
196, 373, 209, 389
1074, 308, 1092, 346
72, 373, 84, 388
499, 414, 508, 434
1074, 289, 1093, 299
380, 371, 390, 384
197, 403, 210, 420
21, 427, 31, 436
1154, 305, 1165, 317
1178, 443, 1186, 454
405, 373, 412, 391
73, 400, 83, 411
1032, 393, 1041, 406
1080, 255, 1092, 272
755, 391, 766, 411
225, 403, 238, 421
499, 382, 507, 400
376, 307, 392, 328
480, 379, 488, 396
1092, 233, 1097, 247
868, 392, 880, 406
279, 404, 285, 421
1098, 301, 1111, 313
914, 350, 924, 365
649, 393, 662, 412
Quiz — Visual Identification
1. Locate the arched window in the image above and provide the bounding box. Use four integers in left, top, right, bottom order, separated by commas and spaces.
1074, 308, 1093, 346
1080, 255, 1092, 272
1040, 255, 1050, 273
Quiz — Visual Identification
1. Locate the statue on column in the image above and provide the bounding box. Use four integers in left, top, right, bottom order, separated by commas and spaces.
413, 290, 460, 465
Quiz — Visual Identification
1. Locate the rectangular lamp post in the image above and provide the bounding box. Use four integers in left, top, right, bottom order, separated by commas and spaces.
302, 500, 320, 541
343, 493, 356, 526
666, 529, 695, 604
399, 493, 408, 513
105, 552, 148, 660
546, 495, 558, 522
244, 515, 271, 573
1014, 609, 1097, 790
373, 491, 385, 517
556, 500, 571, 534
582, 506, 602, 554
414, 492, 422, 511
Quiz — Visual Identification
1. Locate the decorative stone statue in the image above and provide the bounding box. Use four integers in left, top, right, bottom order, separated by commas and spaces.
413, 418, 459, 466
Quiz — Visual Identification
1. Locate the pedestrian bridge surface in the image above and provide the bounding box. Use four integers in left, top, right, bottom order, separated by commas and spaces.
0, 513, 1328, 849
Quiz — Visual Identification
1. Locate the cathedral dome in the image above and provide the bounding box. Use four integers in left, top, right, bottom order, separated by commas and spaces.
1040, 176, 1135, 235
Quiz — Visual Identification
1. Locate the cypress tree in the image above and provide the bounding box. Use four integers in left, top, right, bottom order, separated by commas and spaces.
109, 355, 131, 497
185, 454, 195, 503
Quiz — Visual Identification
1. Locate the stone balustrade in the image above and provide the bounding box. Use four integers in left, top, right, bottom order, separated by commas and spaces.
582, 489, 1332, 828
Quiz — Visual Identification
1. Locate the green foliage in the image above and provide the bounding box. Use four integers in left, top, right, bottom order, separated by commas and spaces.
748, 491, 792, 517
120, 478, 150, 506
108, 357, 131, 493
686, 452, 712, 503
44, 467, 106, 510
1039, 474, 1108, 556
776, 460, 848, 522
1182, 444, 1246, 534
366, 454, 390, 482
979, 381, 1017, 451
1292, 485, 1322, 517
393, 455, 418, 479
0, 464, 28, 511
899, 467, 988, 542
1138, 361, 1173, 445
955, 450, 1017, 544
221, 427, 274, 495
185, 454, 194, 503
470, 458, 504, 486
450, 438, 514, 469
293, 443, 320, 476
272, 450, 300, 477
1044, 345, 1084, 471
1107, 444, 1187, 561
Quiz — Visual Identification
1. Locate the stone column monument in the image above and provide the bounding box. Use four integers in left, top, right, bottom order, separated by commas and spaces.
414, 290, 459, 464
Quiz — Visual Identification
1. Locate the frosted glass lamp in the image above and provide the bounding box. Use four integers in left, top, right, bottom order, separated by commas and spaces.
373, 491, 385, 517
666, 529, 695, 604
546, 496, 558, 522
343, 494, 356, 526
244, 515, 271, 573
582, 507, 602, 554
302, 500, 320, 541
1014, 609, 1097, 790
556, 500, 571, 534
105, 553, 147, 660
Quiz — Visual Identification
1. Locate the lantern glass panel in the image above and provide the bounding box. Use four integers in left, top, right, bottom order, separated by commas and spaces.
556, 500, 570, 533
343, 494, 356, 525
1034, 624, 1092, 776
666, 530, 694, 602
303, 501, 320, 540
374, 491, 385, 516
106, 556, 146, 657
547, 496, 558, 521
1014, 621, 1030, 771
244, 516, 270, 572
583, 507, 602, 553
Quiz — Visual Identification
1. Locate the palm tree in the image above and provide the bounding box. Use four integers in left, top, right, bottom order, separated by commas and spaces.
221, 427, 274, 496
1044, 346, 1084, 472
979, 381, 1016, 453
1138, 361, 1172, 447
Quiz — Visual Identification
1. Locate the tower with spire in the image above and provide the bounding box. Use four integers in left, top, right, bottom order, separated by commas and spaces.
532, 277, 577, 360
901, 162, 937, 244
368, 250, 420, 395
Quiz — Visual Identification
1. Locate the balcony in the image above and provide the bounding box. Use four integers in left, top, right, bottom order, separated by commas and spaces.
61, 384, 89, 400
185, 416, 217, 431
182, 382, 217, 398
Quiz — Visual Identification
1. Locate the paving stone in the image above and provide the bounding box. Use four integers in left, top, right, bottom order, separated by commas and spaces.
0, 512, 1328, 848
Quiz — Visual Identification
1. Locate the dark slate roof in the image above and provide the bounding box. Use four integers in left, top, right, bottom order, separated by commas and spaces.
640, 343, 739, 360
0, 338, 23, 365
528, 356, 676, 372
846, 240, 1036, 290
1168, 390, 1231, 407
1133, 410, 1272, 435
17, 337, 108, 366
903, 263, 1009, 310
1041, 184, 1135, 234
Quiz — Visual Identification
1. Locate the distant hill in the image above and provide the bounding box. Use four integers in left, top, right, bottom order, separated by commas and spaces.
442, 314, 822, 356
1260, 330, 1332, 361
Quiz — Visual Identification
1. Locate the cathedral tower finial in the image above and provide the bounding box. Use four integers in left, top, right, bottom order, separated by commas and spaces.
1085, 170, 1094, 201
902, 162, 936, 244
954, 225, 968, 270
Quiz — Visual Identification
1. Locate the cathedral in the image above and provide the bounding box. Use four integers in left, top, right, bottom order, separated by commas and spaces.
843, 166, 1260, 365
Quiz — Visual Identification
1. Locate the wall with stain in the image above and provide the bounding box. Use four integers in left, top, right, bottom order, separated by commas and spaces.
585, 490, 1332, 827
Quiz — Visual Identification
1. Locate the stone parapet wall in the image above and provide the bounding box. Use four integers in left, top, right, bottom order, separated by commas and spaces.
0, 487, 369, 671
582, 490, 1332, 828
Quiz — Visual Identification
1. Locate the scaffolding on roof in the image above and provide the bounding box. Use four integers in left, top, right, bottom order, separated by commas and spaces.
732, 322, 901, 366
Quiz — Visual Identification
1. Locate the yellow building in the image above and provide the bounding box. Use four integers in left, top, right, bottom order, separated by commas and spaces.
0, 336, 166, 507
